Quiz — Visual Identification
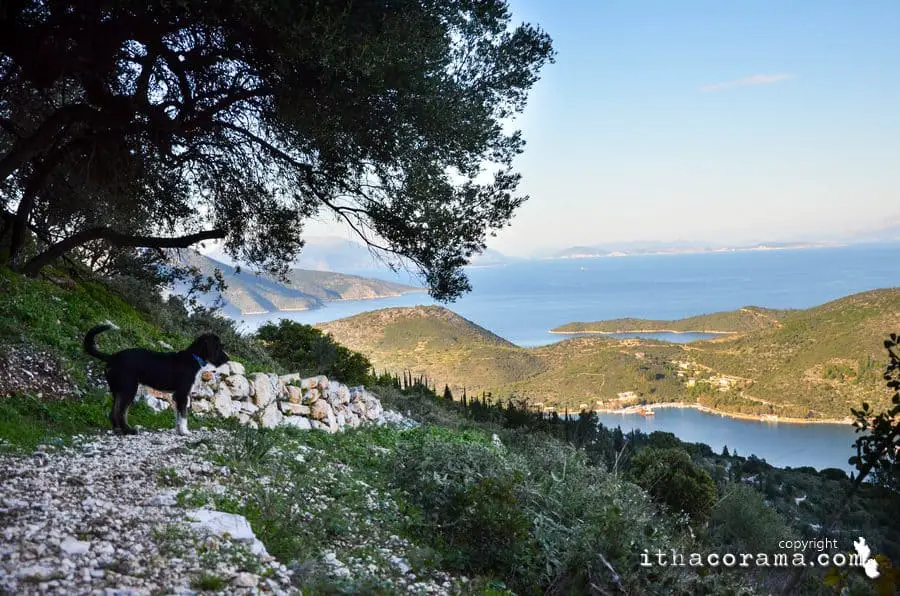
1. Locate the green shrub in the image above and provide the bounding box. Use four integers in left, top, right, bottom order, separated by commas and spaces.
708, 483, 797, 554
392, 428, 537, 585
255, 320, 372, 385
630, 447, 717, 522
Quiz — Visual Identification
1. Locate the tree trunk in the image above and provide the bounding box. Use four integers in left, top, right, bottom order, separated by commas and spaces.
7, 190, 36, 267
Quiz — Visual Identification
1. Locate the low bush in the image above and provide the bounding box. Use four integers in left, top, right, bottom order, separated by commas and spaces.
392, 427, 538, 587
629, 446, 717, 523
708, 483, 798, 554
255, 320, 372, 385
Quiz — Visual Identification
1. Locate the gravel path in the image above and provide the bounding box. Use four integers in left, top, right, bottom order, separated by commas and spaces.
0, 430, 295, 595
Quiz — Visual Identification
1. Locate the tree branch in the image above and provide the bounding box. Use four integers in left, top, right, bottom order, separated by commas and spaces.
0, 103, 101, 182
21, 226, 225, 276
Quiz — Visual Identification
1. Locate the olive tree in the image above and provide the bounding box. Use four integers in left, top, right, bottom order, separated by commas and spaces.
0, 0, 554, 300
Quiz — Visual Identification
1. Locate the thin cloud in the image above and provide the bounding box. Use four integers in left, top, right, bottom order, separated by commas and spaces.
699, 73, 794, 92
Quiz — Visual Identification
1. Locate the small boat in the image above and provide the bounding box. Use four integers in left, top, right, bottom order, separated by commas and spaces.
636, 406, 655, 416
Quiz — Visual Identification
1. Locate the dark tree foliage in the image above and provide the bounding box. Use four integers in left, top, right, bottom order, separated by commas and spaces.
850, 335, 900, 492
255, 319, 372, 385
629, 447, 717, 523
0, 0, 553, 300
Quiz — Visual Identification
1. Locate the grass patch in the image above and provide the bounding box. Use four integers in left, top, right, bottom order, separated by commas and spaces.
191, 572, 228, 591
0, 391, 232, 451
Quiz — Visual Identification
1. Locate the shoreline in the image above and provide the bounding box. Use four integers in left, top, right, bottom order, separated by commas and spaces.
329, 288, 427, 303
239, 288, 426, 316
549, 329, 735, 336
590, 402, 855, 426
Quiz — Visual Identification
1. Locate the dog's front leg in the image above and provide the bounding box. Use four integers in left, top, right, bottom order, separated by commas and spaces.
174, 391, 191, 436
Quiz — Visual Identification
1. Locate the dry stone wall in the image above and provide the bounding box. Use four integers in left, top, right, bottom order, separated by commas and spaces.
139, 362, 385, 433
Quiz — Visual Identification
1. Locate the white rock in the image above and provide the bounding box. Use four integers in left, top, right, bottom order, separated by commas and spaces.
59, 537, 91, 556
143, 396, 169, 412
17, 564, 56, 580
237, 413, 259, 429
281, 416, 312, 431
215, 363, 232, 376
233, 572, 259, 588
323, 552, 350, 578
286, 385, 303, 404
228, 361, 246, 376
258, 402, 284, 429
186, 509, 268, 557
311, 420, 332, 433
191, 399, 213, 414
310, 400, 333, 423
279, 373, 302, 384
389, 555, 412, 575
303, 389, 320, 404
240, 402, 259, 414
213, 387, 233, 418
250, 373, 277, 408
143, 491, 178, 507
224, 375, 250, 398
349, 400, 368, 418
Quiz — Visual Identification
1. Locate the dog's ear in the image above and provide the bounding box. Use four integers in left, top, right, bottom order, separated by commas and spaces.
202, 334, 229, 366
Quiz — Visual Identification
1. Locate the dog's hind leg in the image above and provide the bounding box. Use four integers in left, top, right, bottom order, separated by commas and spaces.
174, 390, 191, 436
107, 371, 138, 435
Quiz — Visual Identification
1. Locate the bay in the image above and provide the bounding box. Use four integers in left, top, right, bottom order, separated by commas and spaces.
232, 243, 899, 471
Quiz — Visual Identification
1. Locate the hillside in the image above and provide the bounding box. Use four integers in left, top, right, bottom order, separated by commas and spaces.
553, 306, 793, 335
319, 290, 900, 419
682, 288, 900, 418
317, 306, 545, 395
0, 266, 897, 594
175, 251, 420, 316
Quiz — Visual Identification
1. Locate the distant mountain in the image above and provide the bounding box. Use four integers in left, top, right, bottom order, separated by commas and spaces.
468, 248, 514, 267
841, 219, 900, 244
202, 235, 512, 271
547, 239, 840, 259
173, 251, 421, 316
202, 236, 383, 271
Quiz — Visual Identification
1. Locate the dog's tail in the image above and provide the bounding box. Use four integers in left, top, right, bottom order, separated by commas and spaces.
84, 325, 113, 362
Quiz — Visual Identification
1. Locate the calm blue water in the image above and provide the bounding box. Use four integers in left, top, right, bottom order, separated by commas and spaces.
239, 243, 900, 347
595, 408, 858, 473
232, 243, 899, 471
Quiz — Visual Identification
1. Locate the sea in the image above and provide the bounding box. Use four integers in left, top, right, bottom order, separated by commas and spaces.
233, 242, 900, 473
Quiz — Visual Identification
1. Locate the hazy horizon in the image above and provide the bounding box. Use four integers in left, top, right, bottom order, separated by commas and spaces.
301, 0, 900, 257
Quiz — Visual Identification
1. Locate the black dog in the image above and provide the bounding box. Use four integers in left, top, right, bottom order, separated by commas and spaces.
84, 325, 230, 435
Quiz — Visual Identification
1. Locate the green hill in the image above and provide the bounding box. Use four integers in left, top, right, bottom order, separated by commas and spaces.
319, 290, 900, 420
317, 306, 546, 395
682, 288, 900, 418
552, 306, 793, 335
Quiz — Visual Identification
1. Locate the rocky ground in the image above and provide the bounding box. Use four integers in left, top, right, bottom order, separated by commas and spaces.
0, 415, 462, 595
0, 428, 294, 595
0, 344, 82, 401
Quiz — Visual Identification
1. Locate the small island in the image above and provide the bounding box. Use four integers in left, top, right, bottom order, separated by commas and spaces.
551, 306, 792, 335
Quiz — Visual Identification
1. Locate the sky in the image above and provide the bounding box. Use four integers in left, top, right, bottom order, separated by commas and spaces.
304, 0, 900, 257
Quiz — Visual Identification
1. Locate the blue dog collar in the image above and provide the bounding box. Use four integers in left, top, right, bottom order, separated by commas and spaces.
192, 354, 207, 367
